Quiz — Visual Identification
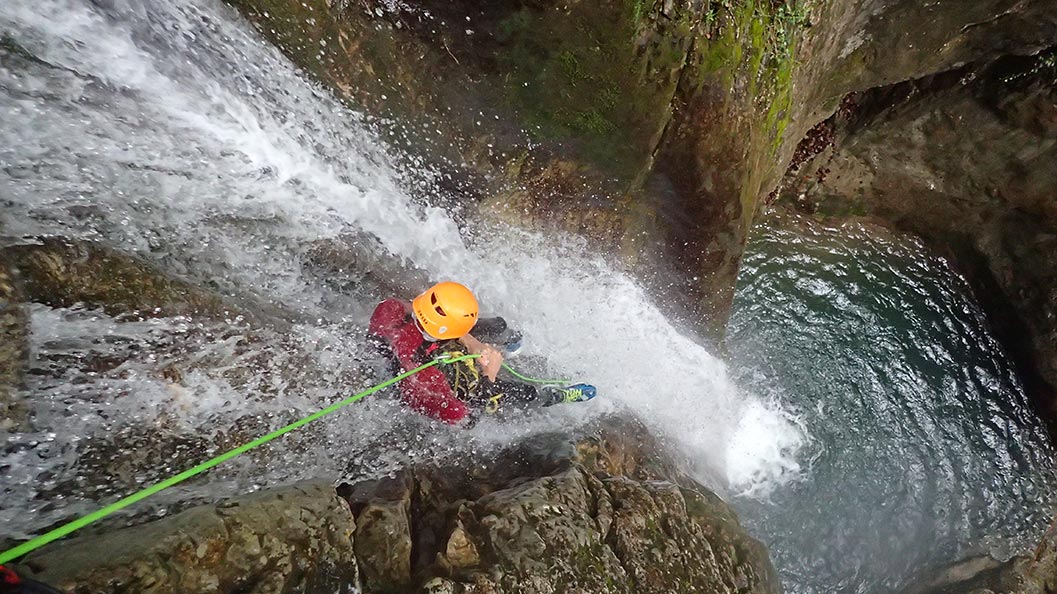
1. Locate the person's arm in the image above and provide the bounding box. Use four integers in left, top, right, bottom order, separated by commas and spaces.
368, 299, 408, 340
458, 333, 503, 382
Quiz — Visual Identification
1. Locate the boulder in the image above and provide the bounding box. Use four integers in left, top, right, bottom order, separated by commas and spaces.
338, 415, 780, 594
902, 522, 1057, 594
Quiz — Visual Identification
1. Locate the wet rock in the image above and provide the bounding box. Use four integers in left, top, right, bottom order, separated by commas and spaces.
904, 523, 1057, 594
18, 482, 358, 594
343, 472, 415, 593
337, 415, 779, 594
903, 554, 1013, 594
4, 238, 290, 327
10, 416, 777, 594
0, 255, 27, 428
441, 520, 480, 571
301, 231, 432, 303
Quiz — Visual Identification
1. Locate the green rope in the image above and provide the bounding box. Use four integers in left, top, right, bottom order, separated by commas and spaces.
500, 362, 569, 385
0, 353, 479, 565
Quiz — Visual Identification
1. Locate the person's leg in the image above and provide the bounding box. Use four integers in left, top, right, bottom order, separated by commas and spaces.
470, 317, 507, 342
470, 317, 522, 354
474, 378, 541, 413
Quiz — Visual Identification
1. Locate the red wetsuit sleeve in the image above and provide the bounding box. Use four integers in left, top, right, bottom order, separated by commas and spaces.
368, 299, 468, 423
369, 299, 409, 339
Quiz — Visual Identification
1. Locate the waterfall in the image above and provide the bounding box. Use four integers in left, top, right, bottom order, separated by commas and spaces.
0, 0, 803, 538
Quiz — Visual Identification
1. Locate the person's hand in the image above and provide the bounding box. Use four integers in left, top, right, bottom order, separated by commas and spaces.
459, 333, 504, 381
476, 345, 503, 382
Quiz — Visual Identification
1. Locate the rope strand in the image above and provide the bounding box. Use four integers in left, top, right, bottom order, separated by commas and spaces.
500, 363, 569, 385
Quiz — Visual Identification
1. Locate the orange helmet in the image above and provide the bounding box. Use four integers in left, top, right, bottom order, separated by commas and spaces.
412, 281, 479, 340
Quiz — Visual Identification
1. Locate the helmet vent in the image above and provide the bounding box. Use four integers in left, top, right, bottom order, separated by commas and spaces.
435, 305, 446, 316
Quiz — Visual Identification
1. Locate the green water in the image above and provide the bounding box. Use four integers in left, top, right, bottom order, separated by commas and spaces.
729, 212, 1057, 594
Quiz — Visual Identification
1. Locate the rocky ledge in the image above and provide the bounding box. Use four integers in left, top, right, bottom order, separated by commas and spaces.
903, 524, 1057, 594
14, 417, 779, 594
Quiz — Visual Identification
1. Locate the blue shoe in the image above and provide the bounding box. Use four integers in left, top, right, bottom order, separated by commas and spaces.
504, 334, 523, 356
542, 383, 596, 406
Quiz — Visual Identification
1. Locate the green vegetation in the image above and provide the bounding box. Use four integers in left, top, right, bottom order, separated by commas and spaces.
224, 0, 341, 82
627, 0, 654, 24
690, 0, 812, 161
490, 0, 814, 181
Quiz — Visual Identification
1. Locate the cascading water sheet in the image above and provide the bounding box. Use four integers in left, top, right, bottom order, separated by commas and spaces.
0, 0, 801, 542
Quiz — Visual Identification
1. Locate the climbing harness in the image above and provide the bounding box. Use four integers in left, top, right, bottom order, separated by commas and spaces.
436, 350, 569, 414
484, 393, 504, 414
0, 352, 573, 565
441, 349, 481, 399
442, 349, 505, 414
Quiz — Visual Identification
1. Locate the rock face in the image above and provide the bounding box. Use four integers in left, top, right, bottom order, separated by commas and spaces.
656, 0, 1055, 333
777, 50, 1057, 412
339, 417, 779, 594
300, 231, 433, 306
13, 417, 780, 594
223, 0, 1057, 339
20, 482, 359, 594
425, 468, 773, 594
3, 238, 292, 327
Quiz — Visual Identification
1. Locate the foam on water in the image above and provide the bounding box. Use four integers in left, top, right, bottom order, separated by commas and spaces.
0, 0, 802, 538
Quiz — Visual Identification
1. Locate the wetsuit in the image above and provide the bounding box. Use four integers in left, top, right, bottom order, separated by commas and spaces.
368, 299, 540, 423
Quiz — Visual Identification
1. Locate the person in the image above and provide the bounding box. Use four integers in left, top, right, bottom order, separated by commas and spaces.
367, 281, 595, 425
0, 565, 63, 594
